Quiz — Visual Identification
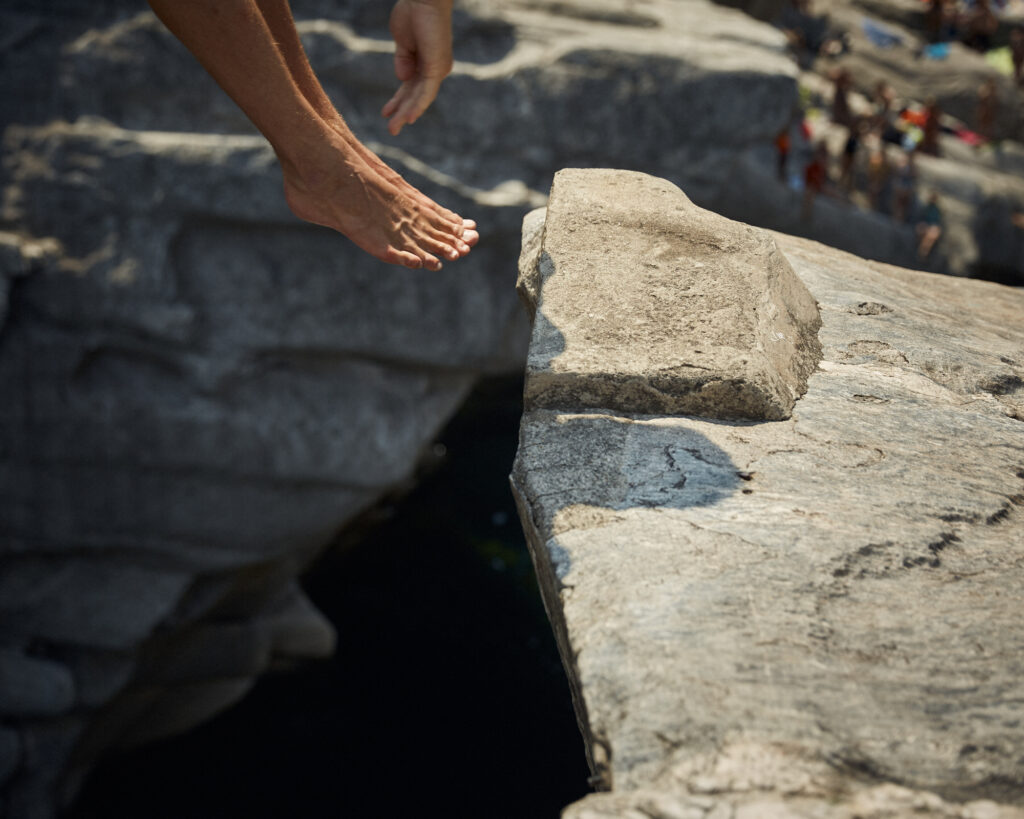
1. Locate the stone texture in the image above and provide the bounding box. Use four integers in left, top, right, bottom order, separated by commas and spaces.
0, 728, 20, 789
1, 0, 1021, 815
0, 652, 74, 719
511, 171, 1024, 818
518, 170, 822, 420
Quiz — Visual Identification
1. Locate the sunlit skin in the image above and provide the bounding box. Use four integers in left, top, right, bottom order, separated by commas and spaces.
148, 0, 477, 270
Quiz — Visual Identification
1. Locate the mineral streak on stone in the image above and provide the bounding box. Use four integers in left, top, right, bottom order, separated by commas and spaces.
512, 171, 1024, 818
518, 169, 823, 421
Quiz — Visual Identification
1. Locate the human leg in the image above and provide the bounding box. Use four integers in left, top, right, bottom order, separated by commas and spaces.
253, 0, 476, 253
148, 0, 473, 269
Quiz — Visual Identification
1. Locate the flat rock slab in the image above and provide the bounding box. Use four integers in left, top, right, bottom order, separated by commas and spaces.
512, 175, 1024, 817
517, 169, 822, 421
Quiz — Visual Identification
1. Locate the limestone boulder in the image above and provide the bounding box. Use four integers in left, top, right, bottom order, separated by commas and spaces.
517, 169, 822, 420
512, 170, 1024, 817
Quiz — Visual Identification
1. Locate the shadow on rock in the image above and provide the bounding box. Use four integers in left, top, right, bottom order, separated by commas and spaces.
513, 410, 745, 545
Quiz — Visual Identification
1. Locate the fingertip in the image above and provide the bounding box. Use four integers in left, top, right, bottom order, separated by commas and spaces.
462, 218, 477, 230
462, 229, 479, 247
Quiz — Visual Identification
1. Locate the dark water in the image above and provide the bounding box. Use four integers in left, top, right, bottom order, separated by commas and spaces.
71, 375, 590, 819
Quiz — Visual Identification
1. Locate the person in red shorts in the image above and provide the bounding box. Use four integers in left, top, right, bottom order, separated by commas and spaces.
802, 142, 829, 221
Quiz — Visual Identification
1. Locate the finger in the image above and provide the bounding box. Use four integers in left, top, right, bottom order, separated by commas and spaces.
461, 228, 479, 247
381, 82, 413, 120
391, 74, 444, 134
405, 75, 443, 122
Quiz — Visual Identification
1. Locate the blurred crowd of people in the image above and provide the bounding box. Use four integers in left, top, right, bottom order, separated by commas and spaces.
773, 0, 1024, 262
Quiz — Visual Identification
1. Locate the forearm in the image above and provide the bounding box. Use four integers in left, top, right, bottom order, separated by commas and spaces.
148, 0, 330, 174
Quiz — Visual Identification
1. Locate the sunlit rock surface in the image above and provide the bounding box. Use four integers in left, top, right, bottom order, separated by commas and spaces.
517, 169, 822, 420
512, 170, 1024, 818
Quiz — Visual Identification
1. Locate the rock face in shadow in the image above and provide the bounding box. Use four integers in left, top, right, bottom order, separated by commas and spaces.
0, 88, 534, 819
511, 170, 1024, 818
517, 169, 822, 420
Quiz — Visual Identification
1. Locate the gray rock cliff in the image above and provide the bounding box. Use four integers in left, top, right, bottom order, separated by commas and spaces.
1, 0, 1022, 815
512, 169, 1024, 818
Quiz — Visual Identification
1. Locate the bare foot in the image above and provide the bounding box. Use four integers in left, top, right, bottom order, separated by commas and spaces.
281, 135, 470, 269
322, 115, 478, 254
280, 132, 474, 270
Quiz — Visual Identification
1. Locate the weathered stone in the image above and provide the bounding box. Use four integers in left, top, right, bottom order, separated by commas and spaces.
0, 727, 20, 789
512, 172, 1024, 817
6, 719, 85, 819
137, 584, 334, 685
64, 650, 135, 710
110, 679, 257, 750
519, 170, 822, 420
566, 780, 1024, 819
0, 560, 192, 652
0, 650, 75, 718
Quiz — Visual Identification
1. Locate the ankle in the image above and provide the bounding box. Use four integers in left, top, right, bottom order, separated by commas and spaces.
277, 127, 361, 197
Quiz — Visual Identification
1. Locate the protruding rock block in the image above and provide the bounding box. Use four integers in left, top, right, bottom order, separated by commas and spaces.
518, 168, 822, 420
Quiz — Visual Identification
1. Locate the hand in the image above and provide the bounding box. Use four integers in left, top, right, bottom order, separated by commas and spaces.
381, 0, 454, 136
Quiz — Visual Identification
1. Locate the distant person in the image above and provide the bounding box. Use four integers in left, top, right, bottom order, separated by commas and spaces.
1011, 28, 1024, 85
924, 0, 942, 42
976, 78, 998, 144
963, 0, 998, 51
916, 192, 943, 260
918, 97, 943, 156
939, 0, 960, 42
891, 150, 916, 224
831, 68, 854, 128
148, 0, 478, 271
866, 142, 890, 212
839, 121, 862, 193
775, 126, 791, 182
802, 142, 829, 221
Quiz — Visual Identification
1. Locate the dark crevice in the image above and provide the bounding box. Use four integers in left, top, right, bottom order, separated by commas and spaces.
68, 375, 591, 819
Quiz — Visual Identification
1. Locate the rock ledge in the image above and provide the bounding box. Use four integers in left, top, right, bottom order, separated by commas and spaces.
512, 169, 1024, 819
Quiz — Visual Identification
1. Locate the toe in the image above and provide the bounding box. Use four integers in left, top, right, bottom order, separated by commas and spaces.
385, 246, 423, 269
